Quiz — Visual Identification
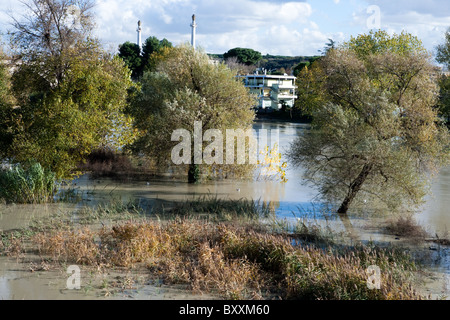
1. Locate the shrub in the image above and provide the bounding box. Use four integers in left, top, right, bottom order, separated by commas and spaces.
385, 216, 428, 239
80, 147, 135, 179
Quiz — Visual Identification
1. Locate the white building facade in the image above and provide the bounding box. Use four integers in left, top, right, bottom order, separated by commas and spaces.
238, 72, 297, 111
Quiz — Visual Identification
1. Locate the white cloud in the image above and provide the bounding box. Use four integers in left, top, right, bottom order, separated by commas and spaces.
93, 0, 321, 55
4, 0, 448, 57
354, 0, 450, 55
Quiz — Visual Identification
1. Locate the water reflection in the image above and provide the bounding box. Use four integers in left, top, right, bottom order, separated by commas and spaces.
417, 166, 450, 235
1, 120, 447, 235
0, 120, 449, 299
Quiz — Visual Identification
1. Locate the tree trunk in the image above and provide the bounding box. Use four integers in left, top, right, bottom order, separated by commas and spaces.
337, 163, 373, 214
188, 163, 199, 183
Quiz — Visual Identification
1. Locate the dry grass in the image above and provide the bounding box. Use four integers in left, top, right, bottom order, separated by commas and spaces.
31, 217, 425, 300
0, 232, 25, 257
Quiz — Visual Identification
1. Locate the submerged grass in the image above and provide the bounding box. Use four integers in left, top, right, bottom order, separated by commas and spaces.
74, 198, 144, 225
165, 195, 274, 221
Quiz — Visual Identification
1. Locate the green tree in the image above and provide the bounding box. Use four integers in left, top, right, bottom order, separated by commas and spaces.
127, 45, 255, 183
293, 57, 321, 77
293, 61, 310, 77
142, 36, 172, 63
118, 41, 143, 79
436, 27, 450, 69
294, 59, 326, 116
319, 38, 336, 55
0, 48, 16, 159
9, 0, 95, 84
3, 0, 135, 179
118, 36, 173, 78
142, 36, 173, 73
436, 27, 450, 120
223, 47, 262, 66
438, 75, 450, 120
7, 43, 134, 178
142, 36, 160, 60
288, 31, 449, 215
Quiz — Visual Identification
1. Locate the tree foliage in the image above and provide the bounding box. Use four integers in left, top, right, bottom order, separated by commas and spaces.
294, 59, 326, 116
2, 0, 135, 179
224, 47, 262, 66
9, 0, 95, 84
127, 45, 255, 182
6, 43, 134, 178
436, 27, 450, 120
289, 31, 450, 214
142, 36, 172, 65
438, 75, 450, 119
345, 30, 427, 58
118, 36, 173, 79
118, 41, 142, 79
436, 27, 450, 69
0, 49, 16, 158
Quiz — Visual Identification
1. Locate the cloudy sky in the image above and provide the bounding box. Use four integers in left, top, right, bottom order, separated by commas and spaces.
1, 0, 450, 59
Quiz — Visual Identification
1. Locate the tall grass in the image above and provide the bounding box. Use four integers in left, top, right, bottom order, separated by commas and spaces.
0, 162, 57, 204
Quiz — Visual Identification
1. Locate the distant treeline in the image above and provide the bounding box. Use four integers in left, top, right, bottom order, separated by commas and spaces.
208, 53, 320, 75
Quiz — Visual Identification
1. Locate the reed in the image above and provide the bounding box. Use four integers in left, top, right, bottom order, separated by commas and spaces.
0, 162, 56, 204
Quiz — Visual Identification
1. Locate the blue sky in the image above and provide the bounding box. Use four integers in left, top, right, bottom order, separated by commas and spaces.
1, 0, 450, 59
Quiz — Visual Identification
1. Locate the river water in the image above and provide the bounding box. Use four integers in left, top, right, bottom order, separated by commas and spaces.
1, 120, 449, 299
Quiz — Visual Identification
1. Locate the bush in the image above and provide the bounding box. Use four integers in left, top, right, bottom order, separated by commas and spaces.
80, 147, 135, 179
385, 216, 428, 239
0, 162, 56, 203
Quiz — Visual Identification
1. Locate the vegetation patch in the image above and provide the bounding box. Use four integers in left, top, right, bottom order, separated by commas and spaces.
0, 162, 56, 204
79, 148, 157, 181
384, 215, 428, 239
5, 199, 424, 300
167, 195, 274, 221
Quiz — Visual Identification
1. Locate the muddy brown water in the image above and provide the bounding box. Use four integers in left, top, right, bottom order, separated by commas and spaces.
1, 121, 449, 299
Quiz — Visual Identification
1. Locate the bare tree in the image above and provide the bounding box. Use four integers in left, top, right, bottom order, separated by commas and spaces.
8, 0, 96, 87
225, 56, 255, 75
8, 0, 95, 59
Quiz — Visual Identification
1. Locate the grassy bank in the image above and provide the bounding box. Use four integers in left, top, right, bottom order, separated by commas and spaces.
0, 198, 427, 300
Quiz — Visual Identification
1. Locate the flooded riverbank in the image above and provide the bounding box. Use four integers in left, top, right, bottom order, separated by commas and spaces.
1, 121, 449, 299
